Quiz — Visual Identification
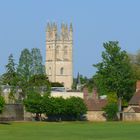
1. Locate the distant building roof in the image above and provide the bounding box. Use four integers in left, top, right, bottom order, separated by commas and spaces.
84, 98, 107, 111
129, 90, 140, 105
131, 107, 140, 113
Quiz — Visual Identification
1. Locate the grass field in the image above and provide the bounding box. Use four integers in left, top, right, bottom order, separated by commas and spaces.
0, 122, 140, 140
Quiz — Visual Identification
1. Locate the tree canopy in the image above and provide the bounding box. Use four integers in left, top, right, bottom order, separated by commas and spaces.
2, 54, 17, 86
93, 41, 136, 111
0, 95, 5, 114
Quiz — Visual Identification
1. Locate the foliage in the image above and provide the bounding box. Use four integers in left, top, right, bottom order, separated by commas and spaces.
2, 54, 19, 101
107, 93, 118, 104
129, 50, 140, 80
42, 96, 66, 121
65, 97, 87, 120
93, 41, 136, 111
25, 94, 87, 121
0, 95, 5, 114
0, 86, 2, 96
103, 103, 118, 121
42, 96, 87, 121
24, 91, 43, 120
16, 48, 49, 97
17, 48, 32, 83
8, 86, 17, 103
2, 54, 18, 86
72, 73, 95, 92
31, 48, 45, 75
28, 74, 51, 94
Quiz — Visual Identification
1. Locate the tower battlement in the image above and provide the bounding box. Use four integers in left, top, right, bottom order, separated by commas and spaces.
46, 22, 73, 41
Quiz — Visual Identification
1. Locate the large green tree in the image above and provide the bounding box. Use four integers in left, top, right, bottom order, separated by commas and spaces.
129, 50, 140, 79
24, 91, 43, 120
24, 95, 87, 121
94, 41, 135, 112
2, 54, 17, 86
31, 48, 45, 75
17, 49, 32, 96
28, 74, 51, 95
2, 54, 18, 101
17, 49, 32, 83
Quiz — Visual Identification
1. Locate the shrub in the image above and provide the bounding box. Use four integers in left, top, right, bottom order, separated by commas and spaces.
42, 96, 87, 121
24, 92, 87, 121
24, 91, 43, 120
103, 103, 118, 121
65, 97, 87, 120
42, 96, 66, 121
0, 96, 5, 114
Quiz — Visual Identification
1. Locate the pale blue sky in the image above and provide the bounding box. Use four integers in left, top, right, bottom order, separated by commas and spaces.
0, 0, 140, 77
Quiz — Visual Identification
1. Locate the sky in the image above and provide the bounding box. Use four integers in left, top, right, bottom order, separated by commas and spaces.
0, 0, 140, 78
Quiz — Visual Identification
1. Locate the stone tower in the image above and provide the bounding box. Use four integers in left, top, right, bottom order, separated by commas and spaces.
46, 23, 73, 90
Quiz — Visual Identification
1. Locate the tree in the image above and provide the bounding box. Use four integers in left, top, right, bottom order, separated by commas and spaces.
17, 49, 32, 96
65, 97, 87, 120
17, 48, 48, 97
2, 54, 17, 86
17, 49, 32, 83
42, 96, 66, 121
0, 96, 5, 114
24, 91, 43, 120
28, 74, 51, 95
129, 50, 140, 80
94, 41, 135, 113
42, 96, 87, 121
31, 48, 45, 75
103, 103, 118, 121
2, 54, 18, 101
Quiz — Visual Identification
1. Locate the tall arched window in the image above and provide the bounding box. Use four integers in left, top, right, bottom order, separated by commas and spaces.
60, 67, 64, 75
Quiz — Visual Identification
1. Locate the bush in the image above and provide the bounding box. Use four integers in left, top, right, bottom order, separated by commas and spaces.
42, 96, 66, 121
24, 91, 43, 120
42, 96, 87, 121
0, 96, 5, 114
65, 97, 87, 120
24, 92, 87, 121
103, 103, 118, 121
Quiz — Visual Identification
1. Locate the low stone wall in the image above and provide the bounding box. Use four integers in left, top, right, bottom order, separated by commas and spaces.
51, 92, 83, 99
123, 112, 140, 121
0, 104, 24, 121
86, 111, 106, 121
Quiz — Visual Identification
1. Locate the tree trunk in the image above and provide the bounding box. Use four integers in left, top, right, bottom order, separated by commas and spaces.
118, 96, 122, 121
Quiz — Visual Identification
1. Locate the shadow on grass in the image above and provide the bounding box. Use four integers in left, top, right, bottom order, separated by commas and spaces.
0, 122, 11, 125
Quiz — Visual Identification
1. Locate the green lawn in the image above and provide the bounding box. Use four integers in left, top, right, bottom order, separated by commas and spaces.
0, 121, 140, 140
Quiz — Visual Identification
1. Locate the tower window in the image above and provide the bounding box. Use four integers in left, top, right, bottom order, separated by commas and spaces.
60, 67, 64, 75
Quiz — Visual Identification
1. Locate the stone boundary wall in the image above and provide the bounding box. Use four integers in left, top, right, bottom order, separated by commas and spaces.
123, 112, 140, 121
0, 104, 24, 121
86, 111, 106, 121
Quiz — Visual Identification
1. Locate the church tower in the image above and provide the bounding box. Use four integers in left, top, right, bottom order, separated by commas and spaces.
46, 23, 73, 90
